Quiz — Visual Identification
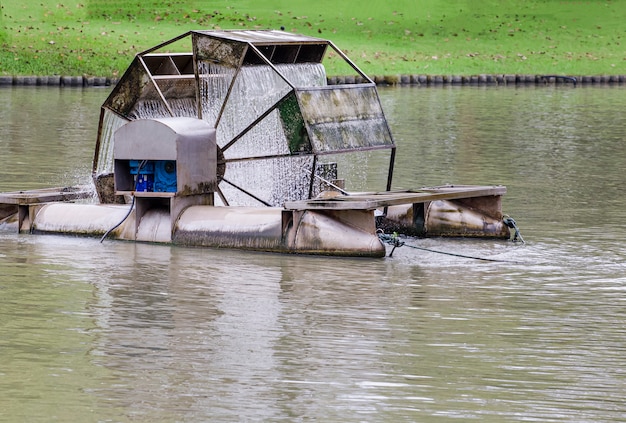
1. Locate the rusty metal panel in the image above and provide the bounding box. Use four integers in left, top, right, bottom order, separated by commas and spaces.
424, 199, 510, 239
102, 57, 154, 117
284, 186, 507, 210
0, 186, 93, 205
101, 57, 174, 120
192, 32, 246, 68
296, 86, 394, 153
193, 30, 327, 45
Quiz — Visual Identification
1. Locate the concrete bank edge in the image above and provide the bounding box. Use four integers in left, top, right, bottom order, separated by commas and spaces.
1, 74, 625, 87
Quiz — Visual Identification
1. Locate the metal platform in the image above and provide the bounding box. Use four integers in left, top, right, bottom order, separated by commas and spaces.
0, 186, 94, 227
0, 186, 93, 205
284, 185, 506, 210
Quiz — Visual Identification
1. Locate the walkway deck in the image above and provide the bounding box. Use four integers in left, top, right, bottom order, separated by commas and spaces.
284, 185, 506, 211
0, 186, 93, 205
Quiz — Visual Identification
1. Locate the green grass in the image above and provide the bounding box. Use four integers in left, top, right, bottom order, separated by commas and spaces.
1, 0, 625, 76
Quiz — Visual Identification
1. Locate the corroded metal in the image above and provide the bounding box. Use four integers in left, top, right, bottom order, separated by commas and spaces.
0, 186, 93, 205
103, 57, 156, 118
192, 33, 248, 68
288, 185, 510, 239
381, 198, 510, 239
297, 85, 393, 153
284, 185, 507, 210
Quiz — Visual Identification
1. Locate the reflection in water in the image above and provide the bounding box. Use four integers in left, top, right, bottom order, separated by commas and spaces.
86, 244, 285, 420
1, 86, 626, 421
0, 87, 102, 192
84, 244, 413, 421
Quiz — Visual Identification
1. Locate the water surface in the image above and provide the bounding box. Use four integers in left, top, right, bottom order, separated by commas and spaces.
1, 85, 626, 422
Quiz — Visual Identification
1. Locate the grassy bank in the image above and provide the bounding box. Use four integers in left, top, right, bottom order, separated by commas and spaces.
1, 0, 625, 77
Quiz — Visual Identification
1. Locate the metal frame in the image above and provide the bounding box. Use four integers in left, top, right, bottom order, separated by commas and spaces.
94, 30, 397, 206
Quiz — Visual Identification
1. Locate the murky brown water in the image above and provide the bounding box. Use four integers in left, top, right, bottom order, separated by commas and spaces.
1, 85, 626, 422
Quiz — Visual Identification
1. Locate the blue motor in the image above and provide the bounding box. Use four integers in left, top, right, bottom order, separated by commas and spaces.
154, 160, 177, 192
135, 174, 154, 192
129, 159, 154, 175
130, 160, 154, 192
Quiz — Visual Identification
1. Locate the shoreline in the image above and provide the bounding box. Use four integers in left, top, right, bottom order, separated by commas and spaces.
1, 74, 624, 88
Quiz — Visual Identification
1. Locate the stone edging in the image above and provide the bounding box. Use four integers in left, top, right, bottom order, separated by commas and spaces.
1, 74, 625, 87
328, 74, 626, 86
0, 75, 117, 87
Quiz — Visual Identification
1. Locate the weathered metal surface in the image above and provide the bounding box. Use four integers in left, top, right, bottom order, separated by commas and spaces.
192, 33, 247, 68
379, 198, 510, 239
0, 186, 93, 205
136, 208, 172, 243
174, 206, 284, 250
286, 209, 385, 257
94, 173, 126, 204
31, 203, 135, 239
102, 57, 157, 118
193, 30, 328, 45
0, 186, 94, 233
285, 185, 507, 211
424, 199, 509, 238
0, 204, 17, 223
0, 186, 95, 235
297, 86, 394, 153
174, 206, 384, 257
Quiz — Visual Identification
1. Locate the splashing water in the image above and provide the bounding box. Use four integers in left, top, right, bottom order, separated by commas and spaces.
96, 109, 128, 175
95, 61, 381, 206
209, 63, 328, 206
198, 61, 237, 127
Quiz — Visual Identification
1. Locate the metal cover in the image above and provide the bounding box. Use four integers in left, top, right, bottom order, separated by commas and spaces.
297, 86, 394, 153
